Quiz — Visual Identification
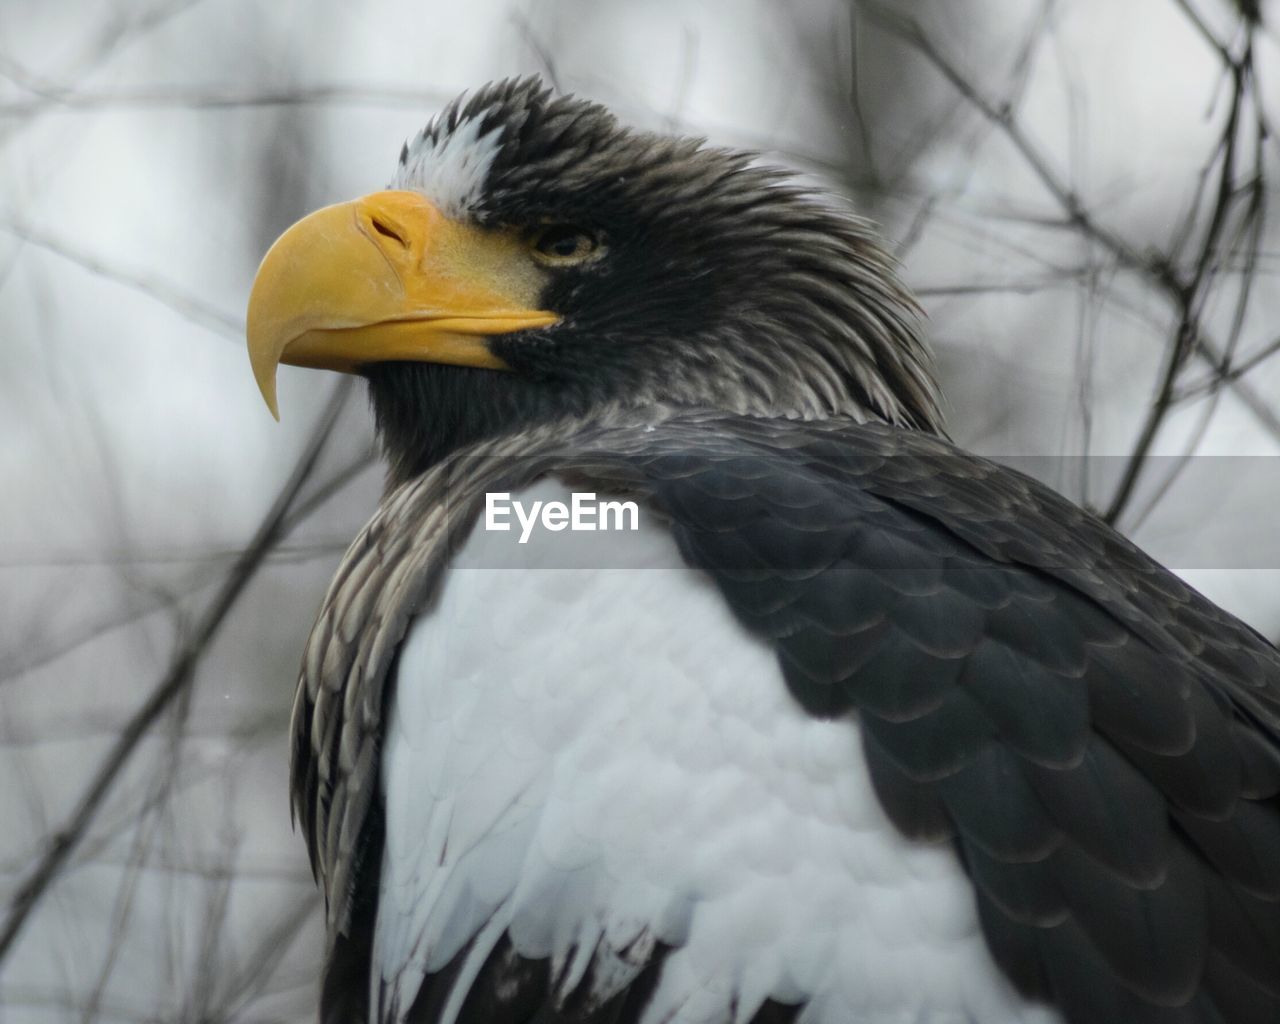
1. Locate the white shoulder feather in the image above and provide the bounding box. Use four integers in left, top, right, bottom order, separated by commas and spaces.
373, 478, 1061, 1024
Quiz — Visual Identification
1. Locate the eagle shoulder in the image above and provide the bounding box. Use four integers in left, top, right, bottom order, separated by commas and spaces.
372, 476, 1056, 1024
291, 412, 1280, 1024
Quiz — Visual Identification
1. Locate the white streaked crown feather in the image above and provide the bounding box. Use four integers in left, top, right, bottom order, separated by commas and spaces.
394, 110, 504, 218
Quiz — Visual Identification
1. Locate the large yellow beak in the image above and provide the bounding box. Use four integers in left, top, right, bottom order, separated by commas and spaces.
246, 190, 557, 418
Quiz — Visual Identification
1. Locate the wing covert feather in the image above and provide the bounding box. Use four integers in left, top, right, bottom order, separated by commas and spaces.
292, 412, 1280, 1023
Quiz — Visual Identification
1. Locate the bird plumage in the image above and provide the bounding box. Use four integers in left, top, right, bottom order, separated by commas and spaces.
292, 411, 1280, 1024
368, 78, 943, 489
247, 78, 1280, 1024
374, 474, 1062, 1024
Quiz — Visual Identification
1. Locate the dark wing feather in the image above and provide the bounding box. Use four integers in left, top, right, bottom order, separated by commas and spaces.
592, 414, 1280, 1024
293, 412, 1280, 1023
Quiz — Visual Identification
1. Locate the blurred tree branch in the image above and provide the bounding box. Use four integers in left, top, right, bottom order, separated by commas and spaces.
0, 221, 243, 341
0, 453, 373, 692
2, 2, 1279, 1016
857, 0, 1274, 526
0, 83, 456, 118
0, 379, 354, 975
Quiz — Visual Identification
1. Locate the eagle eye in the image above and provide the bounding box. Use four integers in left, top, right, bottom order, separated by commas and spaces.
531, 225, 601, 265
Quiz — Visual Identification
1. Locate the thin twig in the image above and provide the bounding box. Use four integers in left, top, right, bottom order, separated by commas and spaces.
0, 380, 353, 973
1169, 0, 1234, 64
0, 451, 373, 686
858, 1, 1271, 525
0, 221, 242, 340
1101, 48, 1251, 523
0, 83, 454, 117
1179, 331, 1280, 395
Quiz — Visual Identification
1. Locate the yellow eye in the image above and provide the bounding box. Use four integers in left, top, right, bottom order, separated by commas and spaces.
531, 225, 600, 265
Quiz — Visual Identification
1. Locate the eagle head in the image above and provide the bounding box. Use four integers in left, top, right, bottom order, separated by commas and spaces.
247, 77, 943, 482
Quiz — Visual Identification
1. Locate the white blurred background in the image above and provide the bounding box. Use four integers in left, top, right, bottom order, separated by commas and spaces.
1, 1, 1278, 1020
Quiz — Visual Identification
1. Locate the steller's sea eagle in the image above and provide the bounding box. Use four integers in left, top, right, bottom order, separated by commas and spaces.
245, 78, 1280, 1024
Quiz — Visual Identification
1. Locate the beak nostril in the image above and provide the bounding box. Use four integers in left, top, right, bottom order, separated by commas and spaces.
370, 216, 408, 248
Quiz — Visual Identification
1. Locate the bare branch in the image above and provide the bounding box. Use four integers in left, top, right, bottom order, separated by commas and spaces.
0, 380, 354, 973
1169, 0, 1235, 64
0, 221, 242, 341
857, 1, 1274, 524
0, 83, 455, 118
1100, 49, 1253, 522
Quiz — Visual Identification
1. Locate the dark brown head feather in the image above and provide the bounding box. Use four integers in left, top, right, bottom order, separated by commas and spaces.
376, 76, 943, 486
